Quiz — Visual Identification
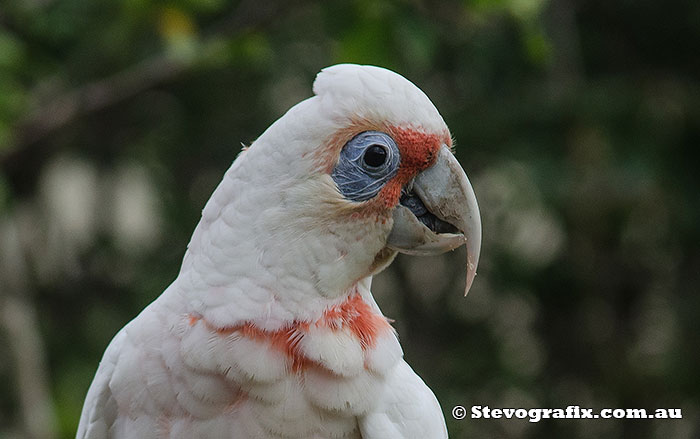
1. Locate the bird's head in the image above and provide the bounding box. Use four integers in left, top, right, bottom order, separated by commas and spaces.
187, 64, 480, 321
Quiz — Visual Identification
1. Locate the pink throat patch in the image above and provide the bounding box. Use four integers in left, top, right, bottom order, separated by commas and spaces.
188, 293, 392, 373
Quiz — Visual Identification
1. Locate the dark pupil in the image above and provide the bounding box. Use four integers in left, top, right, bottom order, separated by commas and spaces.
363, 145, 387, 167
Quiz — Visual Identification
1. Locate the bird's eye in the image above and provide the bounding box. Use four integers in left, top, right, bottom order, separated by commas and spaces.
363, 145, 388, 168
331, 131, 401, 202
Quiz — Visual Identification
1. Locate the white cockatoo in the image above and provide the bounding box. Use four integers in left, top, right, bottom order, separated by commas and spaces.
77, 64, 481, 439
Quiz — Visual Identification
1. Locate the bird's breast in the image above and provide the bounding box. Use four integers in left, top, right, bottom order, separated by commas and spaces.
166, 292, 404, 437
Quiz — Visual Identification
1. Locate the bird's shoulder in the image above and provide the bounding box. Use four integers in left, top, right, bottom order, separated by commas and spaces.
359, 360, 448, 439
76, 327, 127, 439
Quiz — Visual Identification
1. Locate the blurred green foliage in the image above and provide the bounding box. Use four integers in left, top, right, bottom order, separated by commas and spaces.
0, 0, 699, 438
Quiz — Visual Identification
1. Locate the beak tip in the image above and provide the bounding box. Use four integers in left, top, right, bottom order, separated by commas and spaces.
464, 259, 477, 297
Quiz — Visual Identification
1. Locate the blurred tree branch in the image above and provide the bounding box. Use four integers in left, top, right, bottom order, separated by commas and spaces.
8, 55, 185, 152
1, 295, 58, 439
0, 214, 57, 439
0, 0, 301, 174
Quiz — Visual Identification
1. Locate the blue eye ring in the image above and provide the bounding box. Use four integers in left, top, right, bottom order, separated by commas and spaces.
331, 131, 401, 202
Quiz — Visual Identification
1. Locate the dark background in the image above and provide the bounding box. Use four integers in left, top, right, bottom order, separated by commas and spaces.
0, 0, 698, 437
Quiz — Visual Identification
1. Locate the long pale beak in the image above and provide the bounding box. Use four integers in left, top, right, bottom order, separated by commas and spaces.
387, 146, 482, 295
